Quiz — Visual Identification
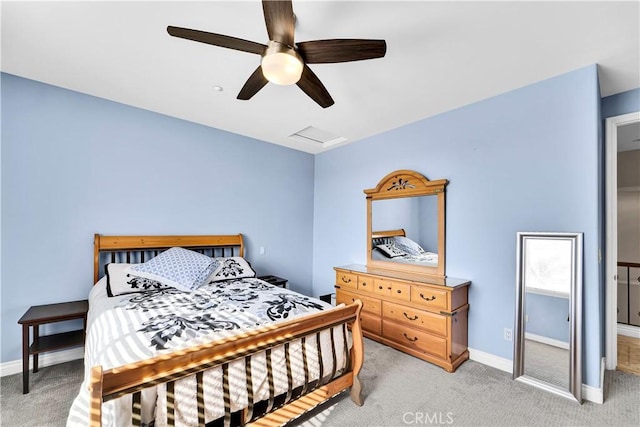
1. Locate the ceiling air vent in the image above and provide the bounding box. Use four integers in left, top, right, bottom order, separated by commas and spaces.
290, 126, 347, 147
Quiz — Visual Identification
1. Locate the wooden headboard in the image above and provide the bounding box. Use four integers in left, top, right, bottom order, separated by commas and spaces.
371, 229, 406, 239
93, 234, 244, 284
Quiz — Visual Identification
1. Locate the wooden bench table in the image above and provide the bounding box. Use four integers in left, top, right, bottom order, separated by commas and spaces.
18, 300, 88, 394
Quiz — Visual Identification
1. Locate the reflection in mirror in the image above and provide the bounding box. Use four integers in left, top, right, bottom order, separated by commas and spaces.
523, 293, 570, 389
514, 232, 583, 403
365, 170, 447, 278
371, 196, 439, 267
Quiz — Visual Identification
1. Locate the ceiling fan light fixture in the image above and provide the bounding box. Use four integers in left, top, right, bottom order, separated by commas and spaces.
261, 41, 303, 86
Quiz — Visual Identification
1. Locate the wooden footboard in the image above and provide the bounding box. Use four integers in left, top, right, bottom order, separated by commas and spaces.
89, 301, 364, 426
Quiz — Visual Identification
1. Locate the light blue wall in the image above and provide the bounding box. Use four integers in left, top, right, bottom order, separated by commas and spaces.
0, 73, 315, 363
602, 88, 640, 119
417, 196, 438, 252
525, 294, 570, 343
372, 197, 416, 234
3, 69, 634, 389
312, 65, 602, 386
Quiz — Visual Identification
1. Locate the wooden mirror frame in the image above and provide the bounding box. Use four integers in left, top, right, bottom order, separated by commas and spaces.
365, 170, 448, 278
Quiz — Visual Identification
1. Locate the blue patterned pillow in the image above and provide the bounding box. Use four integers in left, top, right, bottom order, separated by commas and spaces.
128, 247, 218, 292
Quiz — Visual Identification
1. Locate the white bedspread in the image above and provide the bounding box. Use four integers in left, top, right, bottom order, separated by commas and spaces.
372, 248, 439, 267
67, 278, 347, 426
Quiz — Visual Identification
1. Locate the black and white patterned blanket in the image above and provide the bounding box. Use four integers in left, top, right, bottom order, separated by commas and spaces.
67, 277, 344, 426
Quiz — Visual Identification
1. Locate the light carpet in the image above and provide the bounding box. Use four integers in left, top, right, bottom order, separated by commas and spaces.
1, 339, 638, 426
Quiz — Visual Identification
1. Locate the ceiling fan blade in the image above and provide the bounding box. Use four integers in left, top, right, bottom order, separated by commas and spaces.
237, 67, 269, 100
297, 39, 387, 63
262, 0, 295, 46
167, 26, 266, 55
296, 65, 334, 108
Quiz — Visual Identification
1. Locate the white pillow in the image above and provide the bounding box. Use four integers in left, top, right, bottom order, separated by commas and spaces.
128, 247, 218, 292
207, 257, 256, 283
393, 236, 426, 256
376, 243, 406, 258
105, 263, 170, 297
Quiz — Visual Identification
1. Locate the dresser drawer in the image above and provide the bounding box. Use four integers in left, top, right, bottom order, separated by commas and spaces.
411, 286, 448, 311
373, 278, 411, 302
383, 301, 447, 337
382, 320, 447, 360
357, 276, 374, 293
360, 312, 382, 336
391, 282, 411, 301
335, 271, 358, 290
336, 289, 382, 316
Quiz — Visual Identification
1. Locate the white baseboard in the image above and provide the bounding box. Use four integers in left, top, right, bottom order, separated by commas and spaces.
581, 357, 605, 404
525, 332, 570, 350
468, 347, 603, 404
617, 324, 640, 338
0, 347, 84, 377
468, 347, 513, 374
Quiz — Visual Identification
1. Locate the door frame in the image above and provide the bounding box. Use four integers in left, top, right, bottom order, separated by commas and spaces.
605, 111, 640, 370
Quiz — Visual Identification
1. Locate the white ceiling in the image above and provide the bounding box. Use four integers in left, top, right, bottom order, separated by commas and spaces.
2, 1, 639, 154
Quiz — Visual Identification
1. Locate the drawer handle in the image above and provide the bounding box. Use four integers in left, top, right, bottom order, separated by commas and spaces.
420, 293, 436, 301
361, 282, 367, 287
403, 312, 418, 321
378, 285, 383, 290
396, 289, 402, 294
439, 311, 458, 317
403, 333, 418, 342
341, 276, 351, 283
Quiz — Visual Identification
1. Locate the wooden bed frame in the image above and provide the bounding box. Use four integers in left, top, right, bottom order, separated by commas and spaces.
371, 229, 406, 240
88, 234, 364, 426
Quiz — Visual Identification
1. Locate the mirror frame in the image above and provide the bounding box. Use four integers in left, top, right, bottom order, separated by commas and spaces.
365, 169, 448, 278
513, 232, 583, 404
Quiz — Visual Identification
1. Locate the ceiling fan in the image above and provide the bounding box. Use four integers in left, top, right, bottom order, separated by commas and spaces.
167, 0, 386, 108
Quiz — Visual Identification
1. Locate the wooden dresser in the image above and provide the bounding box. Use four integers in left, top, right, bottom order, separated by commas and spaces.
334, 264, 470, 372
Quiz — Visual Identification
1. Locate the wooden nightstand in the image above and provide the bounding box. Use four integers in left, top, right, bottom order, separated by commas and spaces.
258, 275, 288, 288
18, 300, 88, 394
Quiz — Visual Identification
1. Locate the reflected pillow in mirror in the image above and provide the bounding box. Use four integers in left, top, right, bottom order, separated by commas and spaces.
393, 236, 427, 256
376, 243, 407, 258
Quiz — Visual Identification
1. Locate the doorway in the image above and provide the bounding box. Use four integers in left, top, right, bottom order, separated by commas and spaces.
605, 112, 640, 372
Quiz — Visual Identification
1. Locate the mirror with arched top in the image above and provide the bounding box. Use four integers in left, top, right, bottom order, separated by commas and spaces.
365, 170, 447, 278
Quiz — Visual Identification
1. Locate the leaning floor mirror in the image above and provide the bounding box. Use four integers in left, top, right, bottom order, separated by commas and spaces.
513, 232, 583, 403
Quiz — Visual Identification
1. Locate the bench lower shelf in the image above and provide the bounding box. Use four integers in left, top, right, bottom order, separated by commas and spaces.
30, 330, 85, 354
